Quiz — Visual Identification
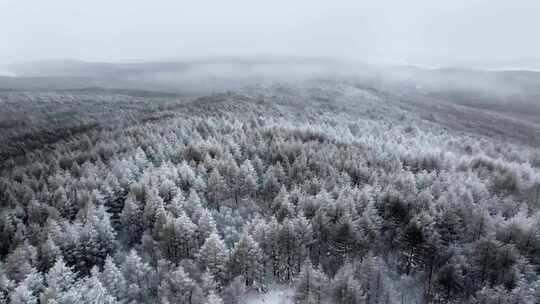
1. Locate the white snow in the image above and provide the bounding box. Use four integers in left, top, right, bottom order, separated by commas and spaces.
241, 285, 294, 304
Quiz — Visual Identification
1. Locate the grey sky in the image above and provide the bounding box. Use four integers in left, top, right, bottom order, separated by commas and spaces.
1, 0, 539, 67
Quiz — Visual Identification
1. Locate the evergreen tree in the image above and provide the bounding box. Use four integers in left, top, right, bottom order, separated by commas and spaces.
356, 254, 392, 304
206, 169, 227, 211
294, 260, 327, 304
10, 283, 37, 304
205, 291, 224, 304
121, 250, 155, 303
142, 187, 164, 231
99, 256, 126, 301
38, 238, 61, 272
261, 167, 281, 202
239, 159, 259, 200
198, 233, 229, 286
228, 233, 264, 289
222, 276, 245, 304
119, 193, 143, 245
73, 273, 118, 304
159, 212, 197, 262
158, 265, 204, 304
5, 243, 37, 283
330, 264, 363, 304
41, 257, 76, 303
194, 208, 218, 248
201, 270, 218, 295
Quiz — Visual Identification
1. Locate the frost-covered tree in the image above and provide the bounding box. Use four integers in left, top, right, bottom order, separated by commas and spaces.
206, 169, 227, 211
41, 257, 76, 303
228, 233, 264, 288
330, 264, 363, 304
119, 193, 143, 245
121, 250, 155, 303
201, 270, 218, 295
205, 291, 224, 304
10, 283, 37, 304
194, 208, 218, 247
158, 265, 203, 304
159, 212, 197, 262
5, 243, 37, 283
99, 256, 125, 301
294, 260, 327, 304
221, 276, 245, 304
198, 233, 229, 286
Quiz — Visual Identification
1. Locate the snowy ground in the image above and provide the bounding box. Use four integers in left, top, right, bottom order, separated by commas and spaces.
242, 285, 294, 304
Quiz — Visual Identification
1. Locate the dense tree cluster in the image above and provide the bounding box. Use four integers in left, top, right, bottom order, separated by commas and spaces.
0, 83, 539, 303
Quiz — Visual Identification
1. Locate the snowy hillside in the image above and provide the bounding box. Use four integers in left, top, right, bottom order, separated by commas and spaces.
0, 79, 539, 303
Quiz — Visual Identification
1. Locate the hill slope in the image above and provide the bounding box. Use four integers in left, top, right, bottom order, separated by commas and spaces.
0, 79, 539, 303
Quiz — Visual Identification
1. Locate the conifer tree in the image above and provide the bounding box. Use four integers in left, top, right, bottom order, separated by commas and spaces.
228, 233, 264, 288
294, 260, 327, 304
198, 233, 229, 286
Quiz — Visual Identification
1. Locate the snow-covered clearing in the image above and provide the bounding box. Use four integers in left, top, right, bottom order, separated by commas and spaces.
242, 285, 294, 304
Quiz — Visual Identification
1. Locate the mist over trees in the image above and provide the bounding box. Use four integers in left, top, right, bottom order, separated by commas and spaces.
0, 80, 539, 304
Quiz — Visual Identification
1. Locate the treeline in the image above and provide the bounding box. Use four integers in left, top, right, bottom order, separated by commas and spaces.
0, 85, 539, 303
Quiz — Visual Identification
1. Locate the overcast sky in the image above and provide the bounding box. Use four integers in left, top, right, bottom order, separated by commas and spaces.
1, 0, 539, 67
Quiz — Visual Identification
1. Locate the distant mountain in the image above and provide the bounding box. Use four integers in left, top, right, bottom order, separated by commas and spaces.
3, 58, 540, 125
7, 56, 343, 78
3, 56, 347, 94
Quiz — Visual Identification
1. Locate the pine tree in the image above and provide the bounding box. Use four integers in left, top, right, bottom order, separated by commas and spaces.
18, 269, 43, 302
119, 193, 143, 245
167, 188, 185, 215
183, 188, 204, 218
261, 167, 281, 202
52, 187, 74, 219
38, 238, 60, 272
356, 254, 392, 304
331, 264, 363, 304
309, 209, 330, 269
76, 273, 118, 304
221, 157, 241, 205
221, 276, 245, 304
73, 204, 117, 275
294, 260, 327, 304
239, 159, 258, 200
206, 169, 226, 211
198, 233, 229, 286
275, 219, 300, 282
133, 147, 150, 173
158, 265, 204, 304
10, 283, 37, 304
159, 178, 178, 204
99, 256, 125, 301
159, 212, 197, 262
5, 243, 37, 283
0, 264, 14, 303
194, 208, 218, 248
273, 186, 293, 221
201, 270, 218, 295
356, 200, 383, 253
228, 233, 264, 289
121, 250, 155, 303
41, 257, 76, 303
143, 187, 164, 231
205, 291, 224, 304
178, 161, 198, 192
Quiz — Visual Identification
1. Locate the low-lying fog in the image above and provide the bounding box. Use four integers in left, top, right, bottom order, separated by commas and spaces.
2, 57, 540, 108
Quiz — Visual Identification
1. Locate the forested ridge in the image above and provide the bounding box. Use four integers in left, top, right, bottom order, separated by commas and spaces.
1, 81, 539, 303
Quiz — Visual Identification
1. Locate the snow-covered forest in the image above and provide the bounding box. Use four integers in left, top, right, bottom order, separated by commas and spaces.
0, 79, 540, 304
